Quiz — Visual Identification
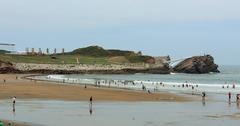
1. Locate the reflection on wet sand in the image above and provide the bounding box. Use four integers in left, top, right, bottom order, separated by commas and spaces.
202, 99, 206, 107
0, 99, 240, 126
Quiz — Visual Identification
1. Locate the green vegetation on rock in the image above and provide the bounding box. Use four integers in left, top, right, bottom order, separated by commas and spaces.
0, 50, 10, 54
0, 46, 154, 64
0, 54, 109, 64
70, 46, 109, 57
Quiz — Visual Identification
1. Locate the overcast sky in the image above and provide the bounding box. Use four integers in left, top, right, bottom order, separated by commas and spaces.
0, 0, 239, 65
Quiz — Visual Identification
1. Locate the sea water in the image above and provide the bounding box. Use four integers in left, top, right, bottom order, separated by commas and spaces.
33, 66, 240, 96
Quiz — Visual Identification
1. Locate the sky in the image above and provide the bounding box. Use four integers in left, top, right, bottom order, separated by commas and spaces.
0, 0, 240, 65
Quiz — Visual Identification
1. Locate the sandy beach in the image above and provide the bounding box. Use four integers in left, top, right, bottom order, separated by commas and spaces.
0, 74, 191, 126
0, 74, 189, 102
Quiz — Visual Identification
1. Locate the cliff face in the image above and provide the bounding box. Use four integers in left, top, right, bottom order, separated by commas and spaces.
0, 60, 19, 73
173, 55, 219, 74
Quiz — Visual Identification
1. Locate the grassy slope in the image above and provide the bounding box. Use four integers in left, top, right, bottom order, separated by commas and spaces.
0, 54, 110, 64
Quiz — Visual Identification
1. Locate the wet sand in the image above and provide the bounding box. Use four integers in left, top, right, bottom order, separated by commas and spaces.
0, 74, 189, 102
1, 120, 31, 126
1, 100, 239, 126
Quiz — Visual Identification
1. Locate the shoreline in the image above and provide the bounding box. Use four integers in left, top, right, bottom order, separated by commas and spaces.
0, 74, 191, 102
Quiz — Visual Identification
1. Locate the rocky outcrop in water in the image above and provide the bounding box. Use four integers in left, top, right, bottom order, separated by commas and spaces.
173, 55, 219, 74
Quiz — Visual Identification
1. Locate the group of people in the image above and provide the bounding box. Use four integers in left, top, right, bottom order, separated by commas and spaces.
228, 92, 240, 101
222, 84, 236, 89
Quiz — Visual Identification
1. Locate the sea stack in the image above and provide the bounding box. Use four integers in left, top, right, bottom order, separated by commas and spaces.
173, 55, 220, 74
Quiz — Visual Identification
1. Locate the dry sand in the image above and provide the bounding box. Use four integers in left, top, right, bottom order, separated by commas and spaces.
0, 74, 189, 102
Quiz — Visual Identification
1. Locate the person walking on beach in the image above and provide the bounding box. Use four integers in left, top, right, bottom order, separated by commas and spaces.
12, 96, 16, 112
90, 96, 93, 105
201, 92, 206, 106
202, 92, 206, 99
142, 85, 146, 91
89, 96, 93, 115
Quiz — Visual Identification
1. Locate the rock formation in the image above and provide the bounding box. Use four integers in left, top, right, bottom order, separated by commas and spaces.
173, 55, 219, 74
0, 60, 19, 73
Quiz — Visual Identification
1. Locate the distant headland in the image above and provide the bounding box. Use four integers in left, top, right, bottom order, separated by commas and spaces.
0, 45, 219, 74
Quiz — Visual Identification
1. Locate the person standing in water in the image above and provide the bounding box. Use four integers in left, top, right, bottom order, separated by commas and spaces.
228, 92, 231, 100
201, 92, 206, 106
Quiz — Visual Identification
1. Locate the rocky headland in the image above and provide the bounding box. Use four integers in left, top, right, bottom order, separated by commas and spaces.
0, 46, 220, 74
0, 55, 220, 74
0, 60, 19, 74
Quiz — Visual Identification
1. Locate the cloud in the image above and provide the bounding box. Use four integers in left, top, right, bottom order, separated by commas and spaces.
0, 0, 240, 29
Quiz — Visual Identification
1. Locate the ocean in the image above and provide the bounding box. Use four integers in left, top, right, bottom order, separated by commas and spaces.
34, 65, 240, 95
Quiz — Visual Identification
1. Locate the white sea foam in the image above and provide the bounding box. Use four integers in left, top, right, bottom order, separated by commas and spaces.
34, 75, 240, 95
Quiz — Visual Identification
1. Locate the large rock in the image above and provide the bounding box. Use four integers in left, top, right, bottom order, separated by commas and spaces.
173, 55, 219, 74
